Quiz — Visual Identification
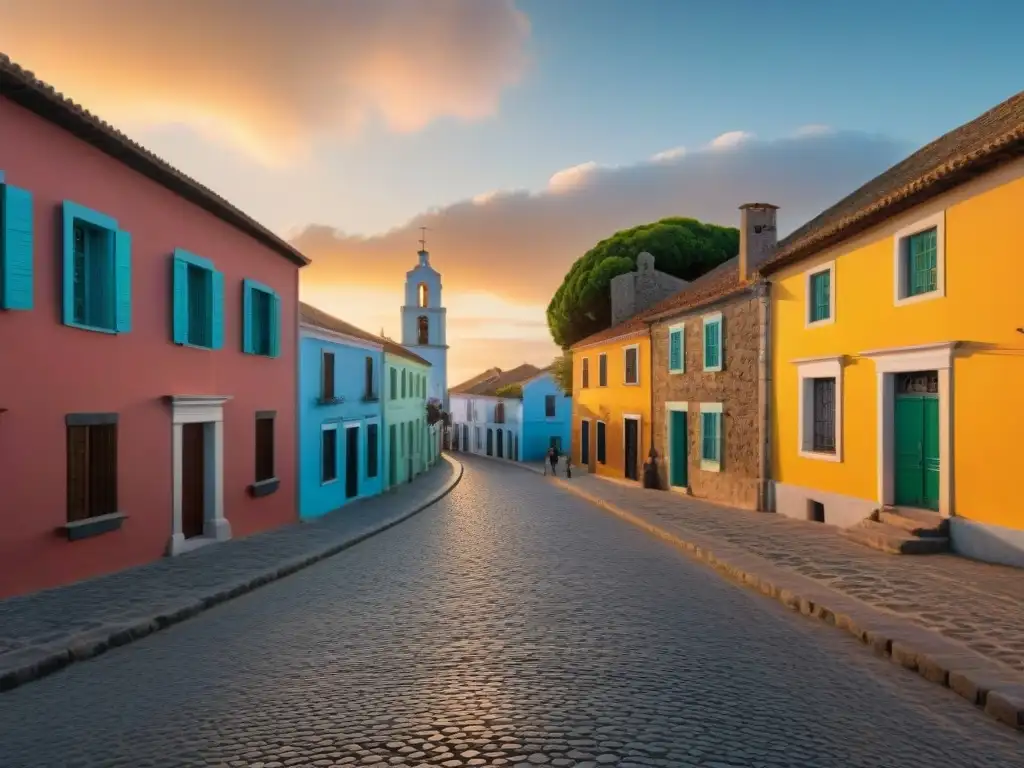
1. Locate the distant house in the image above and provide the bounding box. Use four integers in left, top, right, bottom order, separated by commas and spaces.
448, 364, 541, 461
383, 341, 433, 489
520, 368, 572, 462
298, 303, 385, 519
0, 56, 308, 598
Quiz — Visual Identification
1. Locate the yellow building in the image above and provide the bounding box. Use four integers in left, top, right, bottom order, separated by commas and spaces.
761, 90, 1024, 567
572, 314, 652, 481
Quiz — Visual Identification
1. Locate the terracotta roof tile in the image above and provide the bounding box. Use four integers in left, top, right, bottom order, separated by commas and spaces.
450, 364, 542, 396
299, 302, 429, 366
450, 367, 502, 393
0, 53, 309, 267
761, 89, 1024, 273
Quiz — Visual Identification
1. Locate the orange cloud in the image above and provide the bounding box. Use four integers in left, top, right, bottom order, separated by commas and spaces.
0, 0, 530, 165
293, 130, 910, 307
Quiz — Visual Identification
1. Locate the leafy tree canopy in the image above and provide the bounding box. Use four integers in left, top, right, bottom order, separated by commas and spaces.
550, 352, 572, 394
546, 217, 739, 349
495, 383, 523, 398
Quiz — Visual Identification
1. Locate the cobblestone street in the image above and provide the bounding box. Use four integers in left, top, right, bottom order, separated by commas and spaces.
2, 456, 1022, 767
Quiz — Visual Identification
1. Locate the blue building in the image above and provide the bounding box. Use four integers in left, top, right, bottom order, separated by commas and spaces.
298, 303, 385, 519
520, 369, 572, 462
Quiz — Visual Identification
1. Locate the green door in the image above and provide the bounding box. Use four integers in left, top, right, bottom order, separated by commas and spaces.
894, 395, 940, 510
669, 410, 688, 488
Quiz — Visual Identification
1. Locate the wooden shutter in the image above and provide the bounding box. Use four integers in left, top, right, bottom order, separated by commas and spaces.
66, 425, 88, 522
256, 415, 275, 481
322, 352, 335, 399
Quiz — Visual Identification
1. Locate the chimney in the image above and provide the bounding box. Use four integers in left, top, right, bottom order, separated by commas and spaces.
738, 203, 779, 281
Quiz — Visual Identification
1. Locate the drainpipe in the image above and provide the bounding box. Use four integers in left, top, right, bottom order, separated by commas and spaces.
756, 279, 772, 512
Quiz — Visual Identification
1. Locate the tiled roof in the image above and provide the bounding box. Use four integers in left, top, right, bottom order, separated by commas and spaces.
641, 257, 750, 323
761, 88, 1024, 274
451, 364, 542, 396
299, 302, 429, 366
570, 314, 649, 351
450, 367, 502, 393
0, 53, 309, 267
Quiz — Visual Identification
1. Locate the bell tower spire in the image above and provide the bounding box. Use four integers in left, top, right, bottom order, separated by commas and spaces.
400, 235, 448, 407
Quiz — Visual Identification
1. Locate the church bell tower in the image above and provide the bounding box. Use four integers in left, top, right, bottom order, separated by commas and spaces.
401, 230, 449, 408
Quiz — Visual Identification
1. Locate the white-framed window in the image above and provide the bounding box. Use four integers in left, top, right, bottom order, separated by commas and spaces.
598, 353, 608, 386
321, 422, 339, 483
804, 260, 836, 327
623, 344, 640, 385
699, 402, 722, 472
893, 210, 945, 306
581, 357, 590, 388
702, 312, 723, 372
796, 356, 843, 462
668, 323, 685, 374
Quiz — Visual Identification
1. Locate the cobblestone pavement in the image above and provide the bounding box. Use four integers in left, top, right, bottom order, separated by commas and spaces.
0, 460, 457, 666
2, 456, 1022, 767
549, 472, 1024, 676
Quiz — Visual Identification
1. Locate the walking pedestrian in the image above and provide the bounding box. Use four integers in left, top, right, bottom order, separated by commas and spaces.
543, 447, 553, 475
549, 445, 559, 476
565, 453, 572, 479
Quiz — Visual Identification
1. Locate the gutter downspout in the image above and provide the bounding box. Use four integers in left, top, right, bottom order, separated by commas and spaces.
756, 278, 773, 512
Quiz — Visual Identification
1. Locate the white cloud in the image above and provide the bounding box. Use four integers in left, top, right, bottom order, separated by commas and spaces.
650, 146, 687, 163
708, 130, 757, 149
794, 124, 835, 137
547, 161, 601, 192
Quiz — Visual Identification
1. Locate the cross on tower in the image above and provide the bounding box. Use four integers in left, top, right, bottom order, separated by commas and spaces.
418, 226, 431, 251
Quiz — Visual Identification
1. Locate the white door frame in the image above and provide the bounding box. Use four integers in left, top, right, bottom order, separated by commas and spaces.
862, 342, 956, 516
664, 401, 688, 492
622, 413, 642, 479
167, 395, 232, 555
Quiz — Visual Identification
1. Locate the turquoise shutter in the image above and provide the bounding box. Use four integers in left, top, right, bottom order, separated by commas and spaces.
211, 270, 225, 349
268, 290, 281, 358
242, 280, 254, 353
61, 204, 76, 324
1, 184, 34, 310
172, 256, 189, 343
668, 329, 681, 370
114, 230, 132, 332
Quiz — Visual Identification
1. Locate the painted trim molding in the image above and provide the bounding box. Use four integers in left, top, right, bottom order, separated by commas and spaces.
622, 343, 641, 386
166, 395, 232, 556
794, 355, 844, 463
702, 311, 724, 373
862, 341, 956, 516
803, 259, 836, 328
664, 401, 688, 492
667, 323, 686, 374
622, 412, 642, 478
892, 209, 946, 307
698, 401, 723, 472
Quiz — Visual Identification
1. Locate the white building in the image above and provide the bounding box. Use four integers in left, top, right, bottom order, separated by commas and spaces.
448, 365, 541, 462
401, 247, 449, 409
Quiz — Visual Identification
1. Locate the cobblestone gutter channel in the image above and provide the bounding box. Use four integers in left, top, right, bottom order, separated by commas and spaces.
483, 456, 1024, 733
0, 456, 464, 693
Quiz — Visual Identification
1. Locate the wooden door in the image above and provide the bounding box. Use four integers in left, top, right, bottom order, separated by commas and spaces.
581, 421, 590, 466
624, 418, 639, 481
181, 422, 206, 539
669, 410, 688, 488
486, 429, 493, 456
894, 395, 940, 511
497, 430, 504, 458
345, 426, 359, 499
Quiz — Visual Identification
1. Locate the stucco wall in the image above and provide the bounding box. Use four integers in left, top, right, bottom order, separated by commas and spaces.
521, 374, 571, 461
650, 292, 761, 509
0, 97, 300, 597
382, 354, 430, 489
298, 332, 384, 519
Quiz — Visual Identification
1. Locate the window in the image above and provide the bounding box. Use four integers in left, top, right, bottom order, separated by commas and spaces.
417, 315, 429, 345
62, 201, 131, 333
700, 404, 722, 472
243, 279, 280, 357
811, 378, 836, 453
581, 358, 590, 388
668, 324, 684, 373
806, 264, 833, 325
66, 416, 118, 522
255, 412, 275, 482
172, 249, 223, 349
596, 421, 607, 464
894, 212, 945, 305
321, 424, 338, 483
549, 436, 562, 451
702, 313, 723, 372
418, 282, 429, 307
797, 356, 843, 462
0, 180, 34, 311
495, 402, 505, 424
545, 394, 556, 418
475, 427, 481, 450
401, 369, 407, 398
364, 356, 376, 400
598, 353, 608, 386
370, 423, 382, 479
322, 351, 336, 400
624, 345, 639, 385
390, 367, 397, 400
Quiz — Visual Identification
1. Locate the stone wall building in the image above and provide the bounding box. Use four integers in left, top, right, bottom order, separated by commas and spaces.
609, 252, 689, 326
646, 204, 777, 511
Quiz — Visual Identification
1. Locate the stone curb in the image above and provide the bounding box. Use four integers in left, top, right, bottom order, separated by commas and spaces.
0, 456, 464, 694
547, 475, 1024, 733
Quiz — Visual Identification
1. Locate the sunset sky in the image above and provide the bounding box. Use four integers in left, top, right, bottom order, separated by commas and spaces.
1, 0, 1021, 386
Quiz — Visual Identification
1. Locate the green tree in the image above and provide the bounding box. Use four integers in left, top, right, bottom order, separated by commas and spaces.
495, 383, 523, 398
546, 217, 739, 349
550, 352, 572, 394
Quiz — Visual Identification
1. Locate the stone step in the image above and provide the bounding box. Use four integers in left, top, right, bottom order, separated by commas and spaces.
842, 520, 950, 555
882, 505, 947, 528
877, 510, 947, 537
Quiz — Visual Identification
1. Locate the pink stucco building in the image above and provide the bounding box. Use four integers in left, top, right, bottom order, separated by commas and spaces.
0, 56, 308, 598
